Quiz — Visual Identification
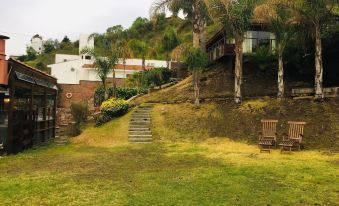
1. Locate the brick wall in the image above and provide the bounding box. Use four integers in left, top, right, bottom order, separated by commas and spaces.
58, 79, 125, 109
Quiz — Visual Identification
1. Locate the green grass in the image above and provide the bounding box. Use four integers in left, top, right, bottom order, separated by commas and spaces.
0, 106, 338, 205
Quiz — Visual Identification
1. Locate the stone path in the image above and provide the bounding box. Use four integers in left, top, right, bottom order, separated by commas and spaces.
128, 103, 155, 143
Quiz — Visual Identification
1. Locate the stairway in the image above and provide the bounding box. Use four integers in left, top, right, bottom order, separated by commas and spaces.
54, 124, 69, 146
129, 103, 155, 143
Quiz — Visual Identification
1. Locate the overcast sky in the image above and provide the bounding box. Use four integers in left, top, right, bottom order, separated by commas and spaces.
0, 0, 157, 56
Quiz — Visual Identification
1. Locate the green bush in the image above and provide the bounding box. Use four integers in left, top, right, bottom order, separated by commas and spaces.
108, 87, 139, 100
70, 102, 89, 135
96, 98, 129, 126
127, 67, 173, 88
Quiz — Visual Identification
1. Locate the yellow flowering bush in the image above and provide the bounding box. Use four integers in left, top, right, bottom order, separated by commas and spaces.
96, 98, 129, 126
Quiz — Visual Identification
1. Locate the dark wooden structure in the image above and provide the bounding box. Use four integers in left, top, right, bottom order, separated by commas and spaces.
0, 58, 57, 154
258, 120, 278, 153
279, 121, 306, 152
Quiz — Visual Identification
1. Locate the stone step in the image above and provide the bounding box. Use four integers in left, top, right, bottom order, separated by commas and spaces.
129, 124, 150, 128
129, 134, 152, 138
131, 116, 150, 119
130, 121, 150, 126
129, 128, 150, 131
129, 131, 152, 135
135, 108, 153, 110
129, 138, 153, 143
134, 110, 151, 113
131, 118, 151, 122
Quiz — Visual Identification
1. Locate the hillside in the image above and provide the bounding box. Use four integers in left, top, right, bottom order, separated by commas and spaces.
132, 67, 339, 150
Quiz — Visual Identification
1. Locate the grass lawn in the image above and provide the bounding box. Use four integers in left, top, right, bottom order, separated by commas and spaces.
0, 105, 338, 205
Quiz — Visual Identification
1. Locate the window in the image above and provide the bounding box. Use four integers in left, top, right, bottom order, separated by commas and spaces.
0, 93, 9, 145
85, 56, 91, 60
245, 31, 276, 53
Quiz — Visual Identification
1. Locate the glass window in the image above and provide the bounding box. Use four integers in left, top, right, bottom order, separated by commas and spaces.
0, 94, 9, 146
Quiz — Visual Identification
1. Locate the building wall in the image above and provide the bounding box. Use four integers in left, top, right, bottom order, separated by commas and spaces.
57, 79, 125, 109
50, 58, 168, 85
55, 54, 80, 64
50, 60, 91, 84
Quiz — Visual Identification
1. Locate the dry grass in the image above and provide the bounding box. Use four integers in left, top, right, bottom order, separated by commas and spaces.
71, 111, 132, 148
151, 99, 339, 150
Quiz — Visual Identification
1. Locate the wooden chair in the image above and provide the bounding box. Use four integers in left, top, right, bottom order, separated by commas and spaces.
259, 120, 278, 152
279, 121, 306, 152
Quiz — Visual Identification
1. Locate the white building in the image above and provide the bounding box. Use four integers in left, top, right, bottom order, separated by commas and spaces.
30, 35, 44, 54
48, 34, 167, 85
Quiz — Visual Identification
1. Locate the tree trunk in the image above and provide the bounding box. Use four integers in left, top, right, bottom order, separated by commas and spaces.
113, 69, 117, 98
166, 52, 170, 69
277, 45, 285, 99
142, 57, 146, 71
192, 2, 206, 50
314, 24, 324, 100
193, 70, 200, 106
123, 58, 126, 88
234, 37, 243, 104
103, 80, 107, 100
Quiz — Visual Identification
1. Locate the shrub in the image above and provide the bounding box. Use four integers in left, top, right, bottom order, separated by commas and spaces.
70, 102, 89, 135
108, 87, 139, 100
95, 87, 144, 107
96, 98, 129, 126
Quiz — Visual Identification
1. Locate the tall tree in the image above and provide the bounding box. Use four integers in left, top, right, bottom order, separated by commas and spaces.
184, 47, 209, 106
162, 26, 180, 68
254, 0, 295, 99
206, 0, 256, 103
151, 0, 209, 49
294, 0, 338, 100
89, 27, 126, 96
129, 40, 149, 70
81, 48, 119, 99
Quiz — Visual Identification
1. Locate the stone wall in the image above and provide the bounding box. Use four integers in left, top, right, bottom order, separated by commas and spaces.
56, 108, 73, 126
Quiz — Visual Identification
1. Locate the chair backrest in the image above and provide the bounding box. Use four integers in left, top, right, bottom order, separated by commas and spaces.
288, 121, 306, 142
261, 120, 278, 138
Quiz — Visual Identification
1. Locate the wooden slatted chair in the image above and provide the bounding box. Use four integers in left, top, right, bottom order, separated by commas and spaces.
259, 120, 278, 152
279, 121, 306, 152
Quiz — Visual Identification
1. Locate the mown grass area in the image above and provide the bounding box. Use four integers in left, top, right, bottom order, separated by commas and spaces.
0, 105, 338, 205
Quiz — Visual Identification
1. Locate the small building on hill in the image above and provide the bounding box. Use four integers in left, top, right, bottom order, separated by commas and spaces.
0, 35, 58, 154
30, 34, 44, 54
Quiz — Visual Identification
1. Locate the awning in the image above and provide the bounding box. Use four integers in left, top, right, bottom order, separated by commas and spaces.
15, 71, 58, 90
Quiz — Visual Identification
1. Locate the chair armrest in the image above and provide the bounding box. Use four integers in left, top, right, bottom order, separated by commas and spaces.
282, 133, 289, 141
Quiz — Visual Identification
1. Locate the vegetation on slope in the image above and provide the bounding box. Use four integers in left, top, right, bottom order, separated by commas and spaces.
151, 100, 339, 150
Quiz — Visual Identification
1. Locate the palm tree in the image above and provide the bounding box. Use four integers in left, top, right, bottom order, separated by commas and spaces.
162, 26, 180, 68
128, 39, 149, 70
206, 0, 256, 103
81, 48, 119, 99
151, 0, 209, 49
254, 0, 295, 99
184, 47, 209, 106
293, 0, 338, 100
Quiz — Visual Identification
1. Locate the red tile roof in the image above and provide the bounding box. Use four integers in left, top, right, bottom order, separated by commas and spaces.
83, 64, 154, 71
